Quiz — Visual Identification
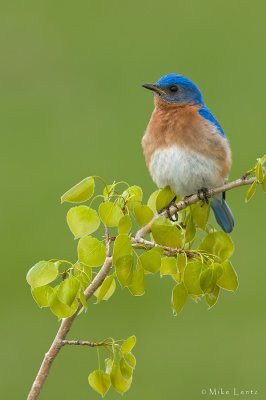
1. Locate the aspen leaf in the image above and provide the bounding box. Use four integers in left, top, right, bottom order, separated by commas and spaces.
78, 236, 106, 267
191, 202, 210, 230
113, 234, 132, 265
121, 335, 136, 353
94, 275, 116, 303
134, 204, 153, 226
88, 370, 111, 397
128, 265, 145, 296
206, 285, 220, 308
115, 255, 133, 287
67, 206, 100, 238
183, 261, 205, 295
26, 261, 58, 289
160, 257, 178, 276
118, 214, 132, 234
199, 232, 234, 262
172, 283, 188, 315
245, 181, 257, 202
98, 201, 123, 227
151, 216, 182, 248
110, 363, 132, 394
217, 261, 238, 291
57, 275, 80, 306
32, 285, 53, 307
49, 287, 79, 318
256, 161, 264, 183
138, 248, 161, 273
156, 186, 176, 211
61, 177, 95, 204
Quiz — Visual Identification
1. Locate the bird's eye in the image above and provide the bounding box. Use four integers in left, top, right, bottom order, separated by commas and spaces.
169, 85, 179, 92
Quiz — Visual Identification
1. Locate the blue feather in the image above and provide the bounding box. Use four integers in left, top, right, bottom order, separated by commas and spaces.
211, 196, 234, 233
198, 105, 225, 137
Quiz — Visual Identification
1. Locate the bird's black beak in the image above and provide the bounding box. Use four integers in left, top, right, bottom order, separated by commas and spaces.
142, 83, 164, 95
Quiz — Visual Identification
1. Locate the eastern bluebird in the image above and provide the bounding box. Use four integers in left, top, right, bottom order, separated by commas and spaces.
142, 73, 234, 233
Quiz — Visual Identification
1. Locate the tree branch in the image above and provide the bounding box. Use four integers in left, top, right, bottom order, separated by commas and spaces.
27, 173, 256, 400
62, 340, 103, 347
27, 257, 112, 400
135, 176, 256, 240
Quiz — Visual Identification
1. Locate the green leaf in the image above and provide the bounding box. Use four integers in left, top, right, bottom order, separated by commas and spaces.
57, 275, 80, 306
147, 189, 160, 213
122, 186, 143, 211
118, 215, 132, 234
73, 263, 92, 289
177, 253, 187, 274
172, 283, 188, 315
98, 202, 124, 227
113, 234, 132, 266
151, 216, 182, 248
134, 204, 154, 226
61, 177, 95, 204
191, 202, 210, 230
49, 287, 79, 318
115, 255, 133, 287
263, 174, 266, 192
123, 352, 136, 369
26, 261, 58, 289
200, 267, 217, 293
121, 335, 136, 353
31, 285, 53, 307
120, 358, 133, 380
199, 232, 234, 262
138, 248, 161, 273
156, 186, 176, 212
185, 213, 196, 243
88, 370, 111, 397
206, 285, 220, 308
160, 257, 178, 276
78, 236, 106, 267
183, 261, 205, 295
110, 363, 132, 394
67, 206, 100, 239
256, 161, 264, 183
94, 275, 116, 303
217, 261, 238, 291
128, 265, 145, 296
245, 181, 257, 202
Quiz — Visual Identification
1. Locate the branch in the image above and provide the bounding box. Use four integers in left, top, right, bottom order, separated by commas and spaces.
62, 340, 103, 347
135, 176, 256, 240
27, 257, 112, 400
27, 173, 256, 400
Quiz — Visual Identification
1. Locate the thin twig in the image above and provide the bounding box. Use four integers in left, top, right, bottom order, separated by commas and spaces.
62, 340, 103, 347
135, 176, 256, 240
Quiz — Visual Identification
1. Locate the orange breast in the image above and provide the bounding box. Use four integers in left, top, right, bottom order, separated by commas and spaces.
142, 97, 231, 180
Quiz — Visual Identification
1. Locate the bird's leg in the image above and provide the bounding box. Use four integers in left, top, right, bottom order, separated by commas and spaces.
160, 196, 178, 222
197, 187, 209, 205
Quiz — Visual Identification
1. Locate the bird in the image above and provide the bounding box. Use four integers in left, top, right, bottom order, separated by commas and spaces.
141, 73, 234, 233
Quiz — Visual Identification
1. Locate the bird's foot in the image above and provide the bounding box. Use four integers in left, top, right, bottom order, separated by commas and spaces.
197, 187, 209, 205
160, 197, 178, 222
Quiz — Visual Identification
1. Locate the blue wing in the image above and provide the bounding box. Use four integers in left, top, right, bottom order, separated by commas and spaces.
198, 105, 225, 137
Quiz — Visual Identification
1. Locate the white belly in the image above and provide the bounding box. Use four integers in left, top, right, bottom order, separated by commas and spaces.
149, 146, 223, 197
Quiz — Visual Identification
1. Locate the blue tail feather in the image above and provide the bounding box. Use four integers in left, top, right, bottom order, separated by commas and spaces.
211, 196, 234, 233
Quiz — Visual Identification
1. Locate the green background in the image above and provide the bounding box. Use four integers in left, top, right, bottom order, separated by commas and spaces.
1, 1, 265, 399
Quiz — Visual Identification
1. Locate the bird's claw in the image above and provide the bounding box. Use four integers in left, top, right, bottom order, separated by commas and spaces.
159, 197, 178, 222
197, 187, 209, 205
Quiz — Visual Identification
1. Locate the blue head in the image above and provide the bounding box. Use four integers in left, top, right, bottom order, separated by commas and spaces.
143, 73, 203, 105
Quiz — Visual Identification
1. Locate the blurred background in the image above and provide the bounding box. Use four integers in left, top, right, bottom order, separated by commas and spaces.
0, 1, 265, 399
